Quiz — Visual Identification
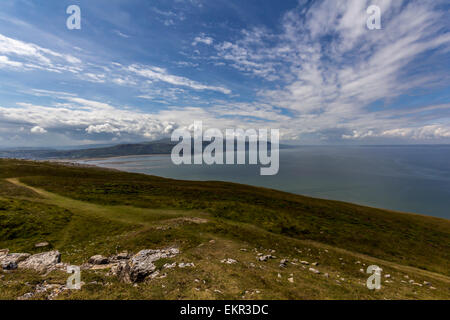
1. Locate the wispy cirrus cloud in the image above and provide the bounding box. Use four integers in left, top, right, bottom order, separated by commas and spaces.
209, 0, 450, 142
128, 64, 231, 94
0, 33, 82, 73
0, 0, 449, 146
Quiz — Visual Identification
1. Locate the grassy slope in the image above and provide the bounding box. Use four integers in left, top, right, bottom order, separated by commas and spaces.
0, 159, 449, 300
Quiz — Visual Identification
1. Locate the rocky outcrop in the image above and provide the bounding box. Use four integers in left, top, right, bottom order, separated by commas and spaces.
18, 251, 61, 273
1, 253, 31, 271
115, 248, 179, 283
1, 246, 181, 285
17, 281, 70, 300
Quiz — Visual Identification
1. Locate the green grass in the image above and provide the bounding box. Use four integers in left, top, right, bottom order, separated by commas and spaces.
0, 158, 449, 300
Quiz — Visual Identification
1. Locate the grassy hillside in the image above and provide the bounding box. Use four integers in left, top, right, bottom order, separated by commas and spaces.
0, 159, 449, 300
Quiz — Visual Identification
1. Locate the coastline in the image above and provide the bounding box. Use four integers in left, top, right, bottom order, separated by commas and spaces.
34, 157, 449, 222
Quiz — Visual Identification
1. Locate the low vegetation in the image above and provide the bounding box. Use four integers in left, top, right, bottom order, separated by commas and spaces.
0, 159, 449, 300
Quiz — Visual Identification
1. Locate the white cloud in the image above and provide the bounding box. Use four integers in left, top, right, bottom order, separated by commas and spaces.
209, 0, 450, 141
128, 64, 231, 94
0, 33, 82, 73
0, 55, 23, 68
192, 34, 214, 46
0, 97, 178, 140
30, 126, 47, 134
343, 125, 450, 140
114, 30, 130, 38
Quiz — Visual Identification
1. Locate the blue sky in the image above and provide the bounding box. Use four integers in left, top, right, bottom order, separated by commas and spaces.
0, 0, 449, 147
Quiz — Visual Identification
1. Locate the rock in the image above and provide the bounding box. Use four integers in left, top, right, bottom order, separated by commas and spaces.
17, 292, 34, 300
18, 251, 60, 273
288, 277, 294, 283
35, 242, 49, 248
309, 268, 320, 274
117, 248, 179, 283
163, 262, 177, 269
115, 251, 130, 260
423, 281, 431, 286
300, 261, 309, 265
17, 281, 69, 300
324, 273, 329, 278
360, 268, 364, 273
1, 253, 30, 263
240, 248, 248, 252
88, 255, 109, 265
279, 259, 288, 268
178, 262, 195, 268
312, 262, 319, 266
0, 249, 9, 258
385, 274, 391, 278
277, 273, 282, 278
221, 258, 237, 265
1, 253, 31, 270
430, 286, 436, 290
258, 255, 275, 262
2, 261, 18, 270
90, 263, 115, 270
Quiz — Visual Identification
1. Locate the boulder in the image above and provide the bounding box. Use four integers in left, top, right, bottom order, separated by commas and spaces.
35, 242, 50, 248
88, 255, 109, 265
116, 248, 179, 283
1, 253, 31, 270
18, 251, 61, 273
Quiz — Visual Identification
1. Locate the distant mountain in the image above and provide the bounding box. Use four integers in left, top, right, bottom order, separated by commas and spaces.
0, 139, 294, 160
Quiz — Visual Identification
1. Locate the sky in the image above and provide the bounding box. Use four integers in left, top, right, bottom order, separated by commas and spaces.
0, 0, 449, 147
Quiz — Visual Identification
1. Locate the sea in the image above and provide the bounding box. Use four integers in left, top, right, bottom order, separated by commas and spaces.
78, 145, 450, 219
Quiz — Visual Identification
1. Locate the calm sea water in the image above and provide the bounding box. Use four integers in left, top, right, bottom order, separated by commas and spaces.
79, 146, 450, 219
